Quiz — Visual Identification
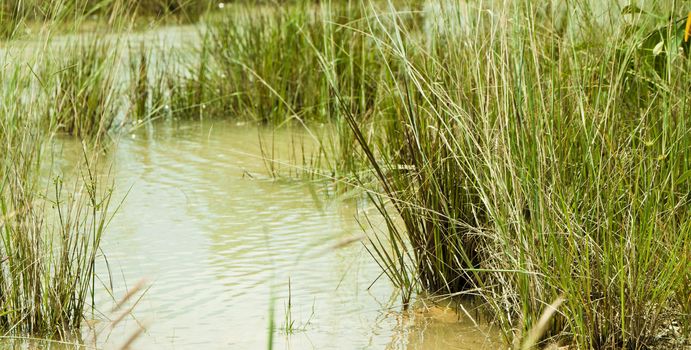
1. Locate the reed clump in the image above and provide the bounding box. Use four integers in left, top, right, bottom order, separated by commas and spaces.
132, 1, 393, 175
335, 1, 690, 348
45, 39, 122, 140
1, 0, 122, 337
0, 0, 213, 29
188, 2, 387, 125
131, 0, 211, 20
0, 60, 113, 336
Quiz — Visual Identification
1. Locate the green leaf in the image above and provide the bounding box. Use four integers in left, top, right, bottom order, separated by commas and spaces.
678, 170, 691, 185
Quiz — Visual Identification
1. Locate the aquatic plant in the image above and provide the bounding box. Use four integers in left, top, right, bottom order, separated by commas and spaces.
0, 1, 123, 336
45, 39, 122, 140
0, 0, 212, 35
282, 278, 296, 334
335, 1, 690, 348
128, 42, 174, 124
279, 278, 313, 335
1, 0, 688, 348
0, 62, 114, 336
167, 33, 220, 121
199, 1, 398, 179
204, 1, 388, 125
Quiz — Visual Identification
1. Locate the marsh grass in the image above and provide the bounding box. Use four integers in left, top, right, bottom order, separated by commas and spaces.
282, 278, 296, 334
204, 1, 389, 124
201, 1, 406, 178
167, 34, 219, 120
279, 278, 313, 335
0, 0, 212, 39
129, 43, 152, 122
127, 42, 175, 124
0, 64, 114, 336
193, 0, 685, 348
206, 4, 327, 123
45, 39, 122, 141
131, 0, 212, 22
330, 1, 691, 348
0, 1, 121, 337
128, 1, 387, 176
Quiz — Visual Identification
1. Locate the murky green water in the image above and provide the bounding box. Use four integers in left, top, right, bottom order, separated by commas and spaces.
46, 120, 500, 349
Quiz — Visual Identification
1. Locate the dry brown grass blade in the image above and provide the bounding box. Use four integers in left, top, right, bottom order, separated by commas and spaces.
330, 235, 366, 250
521, 296, 566, 350
111, 279, 148, 313
119, 325, 147, 350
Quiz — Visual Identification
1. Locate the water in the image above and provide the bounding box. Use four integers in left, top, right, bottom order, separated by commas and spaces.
48, 120, 499, 349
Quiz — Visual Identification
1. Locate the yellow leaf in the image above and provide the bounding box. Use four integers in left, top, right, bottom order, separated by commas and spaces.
653, 41, 664, 56
686, 11, 691, 43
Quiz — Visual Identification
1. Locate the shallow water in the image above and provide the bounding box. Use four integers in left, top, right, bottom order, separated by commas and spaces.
46, 120, 500, 349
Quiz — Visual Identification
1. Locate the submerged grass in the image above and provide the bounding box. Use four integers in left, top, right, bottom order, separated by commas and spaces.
279, 278, 314, 334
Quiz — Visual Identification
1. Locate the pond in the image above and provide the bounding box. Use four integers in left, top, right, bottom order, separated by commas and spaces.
48, 120, 500, 349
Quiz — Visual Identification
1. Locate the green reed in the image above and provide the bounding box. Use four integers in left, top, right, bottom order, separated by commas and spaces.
45, 39, 122, 141
332, 1, 690, 348
1, 0, 211, 38
128, 42, 173, 123
202, 1, 402, 177
0, 0, 125, 338
0, 60, 114, 336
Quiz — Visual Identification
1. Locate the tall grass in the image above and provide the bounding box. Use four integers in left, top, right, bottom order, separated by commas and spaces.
3, 0, 139, 140
128, 1, 392, 176
46, 39, 122, 140
202, 1, 406, 176
0, 0, 123, 338
131, 0, 212, 21
330, 1, 690, 348
191, 0, 691, 347
206, 4, 333, 123
0, 0, 212, 39
0, 60, 114, 336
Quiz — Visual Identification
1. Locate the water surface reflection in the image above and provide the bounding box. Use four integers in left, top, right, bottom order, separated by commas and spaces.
51, 121, 499, 349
